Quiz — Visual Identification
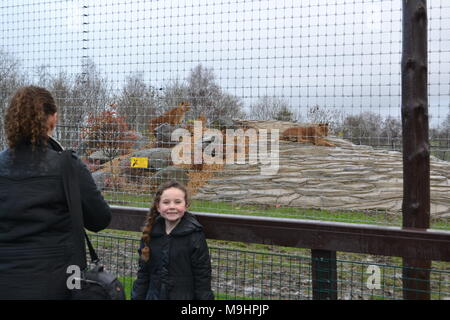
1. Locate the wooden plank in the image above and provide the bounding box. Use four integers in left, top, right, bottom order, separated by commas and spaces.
109, 206, 450, 262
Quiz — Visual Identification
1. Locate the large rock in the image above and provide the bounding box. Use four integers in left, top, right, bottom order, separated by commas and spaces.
120, 148, 173, 181
233, 119, 309, 132
133, 148, 173, 171
126, 131, 150, 150
149, 166, 189, 191
155, 123, 181, 148
192, 135, 450, 218
89, 150, 112, 164
211, 118, 235, 131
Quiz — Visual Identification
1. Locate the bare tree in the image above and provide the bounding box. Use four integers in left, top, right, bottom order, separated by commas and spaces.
115, 72, 158, 133
47, 71, 76, 146
211, 91, 244, 122
430, 113, 450, 161
306, 105, 343, 134
248, 95, 296, 121
0, 49, 26, 148
441, 112, 450, 130
163, 64, 244, 123
161, 80, 189, 112
72, 60, 111, 114
66, 60, 111, 147
380, 116, 402, 150
337, 112, 383, 146
35, 61, 111, 149
0, 50, 25, 103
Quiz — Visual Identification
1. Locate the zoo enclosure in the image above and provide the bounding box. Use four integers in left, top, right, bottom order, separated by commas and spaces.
0, 0, 449, 299
1, 1, 450, 226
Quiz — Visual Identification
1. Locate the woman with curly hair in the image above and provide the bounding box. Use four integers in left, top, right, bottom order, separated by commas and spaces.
0, 86, 111, 300
132, 180, 214, 300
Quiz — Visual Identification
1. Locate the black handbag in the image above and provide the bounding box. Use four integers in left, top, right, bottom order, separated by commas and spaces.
61, 150, 125, 300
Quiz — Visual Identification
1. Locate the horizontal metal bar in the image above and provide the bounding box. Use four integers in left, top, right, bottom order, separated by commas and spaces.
109, 205, 450, 262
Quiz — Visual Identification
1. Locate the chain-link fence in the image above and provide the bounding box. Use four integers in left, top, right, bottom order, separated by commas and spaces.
89, 232, 450, 300
1, 1, 449, 226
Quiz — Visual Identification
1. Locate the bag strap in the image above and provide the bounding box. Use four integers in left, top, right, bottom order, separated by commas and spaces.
61, 150, 99, 268
85, 233, 99, 264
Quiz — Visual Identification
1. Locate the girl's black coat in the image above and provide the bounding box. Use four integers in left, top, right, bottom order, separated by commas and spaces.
132, 212, 214, 300
0, 142, 111, 299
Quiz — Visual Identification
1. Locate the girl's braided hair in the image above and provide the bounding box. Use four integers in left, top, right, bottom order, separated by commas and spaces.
140, 180, 189, 262
5, 86, 57, 150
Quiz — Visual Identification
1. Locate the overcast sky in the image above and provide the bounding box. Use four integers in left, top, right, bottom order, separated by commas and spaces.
1, 0, 449, 126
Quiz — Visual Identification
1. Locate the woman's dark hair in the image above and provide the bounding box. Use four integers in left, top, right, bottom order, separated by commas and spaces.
5, 86, 57, 149
140, 180, 189, 262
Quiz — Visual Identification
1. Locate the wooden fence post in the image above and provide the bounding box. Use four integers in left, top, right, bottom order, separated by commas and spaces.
401, 0, 431, 300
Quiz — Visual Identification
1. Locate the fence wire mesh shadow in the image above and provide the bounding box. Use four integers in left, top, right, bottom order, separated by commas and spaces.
88, 233, 450, 300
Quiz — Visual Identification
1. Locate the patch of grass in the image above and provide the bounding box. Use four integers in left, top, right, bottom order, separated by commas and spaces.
118, 276, 134, 300
192, 201, 399, 225
104, 192, 149, 208
430, 218, 450, 230
104, 192, 391, 223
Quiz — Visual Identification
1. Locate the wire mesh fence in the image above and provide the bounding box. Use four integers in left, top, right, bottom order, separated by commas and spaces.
1, 0, 449, 228
89, 232, 450, 300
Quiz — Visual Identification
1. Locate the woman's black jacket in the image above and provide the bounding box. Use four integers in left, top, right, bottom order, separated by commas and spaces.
0, 140, 111, 299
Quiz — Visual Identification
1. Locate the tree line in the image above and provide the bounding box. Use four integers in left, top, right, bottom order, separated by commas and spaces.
1, 49, 449, 160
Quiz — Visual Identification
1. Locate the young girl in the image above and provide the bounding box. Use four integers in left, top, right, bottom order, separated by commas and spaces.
131, 180, 214, 300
